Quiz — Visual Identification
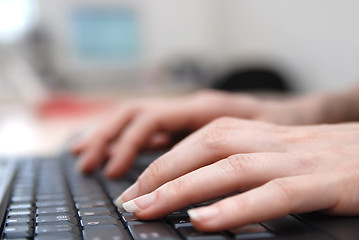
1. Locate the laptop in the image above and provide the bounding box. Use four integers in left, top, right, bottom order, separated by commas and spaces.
1, 150, 359, 240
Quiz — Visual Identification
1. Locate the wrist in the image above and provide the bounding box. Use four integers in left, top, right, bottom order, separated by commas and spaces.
289, 90, 359, 124
256, 94, 329, 125
317, 90, 359, 123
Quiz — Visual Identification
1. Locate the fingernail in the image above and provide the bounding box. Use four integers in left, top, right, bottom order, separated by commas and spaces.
114, 195, 125, 208
188, 206, 219, 221
122, 191, 157, 213
114, 182, 139, 208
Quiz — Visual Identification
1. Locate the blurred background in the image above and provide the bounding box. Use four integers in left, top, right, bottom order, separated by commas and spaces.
2, 0, 359, 103
1, 0, 359, 154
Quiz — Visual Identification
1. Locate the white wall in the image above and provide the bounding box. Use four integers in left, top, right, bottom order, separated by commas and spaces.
221, 0, 359, 93
36, 0, 359, 93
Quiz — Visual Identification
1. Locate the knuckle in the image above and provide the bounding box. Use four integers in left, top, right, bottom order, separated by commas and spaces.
199, 127, 227, 151
157, 177, 191, 206
139, 159, 164, 186
268, 178, 295, 205
281, 128, 322, 144
168, 178, 187, 194
219, 154, 253, 178
290, 152, 319, 173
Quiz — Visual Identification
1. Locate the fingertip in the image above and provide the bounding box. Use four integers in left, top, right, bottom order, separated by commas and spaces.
187, 206, 221, 232
75, 151, 101, 174
104, 154, 135, 179
71, 141, 86, 155
114, 195, 125, 208
187, 209, 201, 222
104, 169, 119, 179
106, 145, 116, 157
115, 182, 140, 205
74, 157, 95, 174
122, 199, 140, 212
104, 162, 126, 179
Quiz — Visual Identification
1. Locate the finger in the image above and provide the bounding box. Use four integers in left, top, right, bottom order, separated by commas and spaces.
71, 140, 86, 155
117, 118, 284, 202
76, 105, 139, 173
75, 140, 108, 173
118, 152, 318, 219
103, 113, 165, 178
103, 104, 212, 178
143, 132, 172, 150
188, 174, 338, 232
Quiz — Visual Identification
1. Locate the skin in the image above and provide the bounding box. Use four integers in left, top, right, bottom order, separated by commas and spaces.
72, 89, 327, 178
117, 118, 359, 231
72, 87, 359, 232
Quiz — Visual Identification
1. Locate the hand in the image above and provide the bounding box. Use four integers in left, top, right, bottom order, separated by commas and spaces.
71, 89, 328, 179
72, 90, 268, 178
116, 117, 359, 232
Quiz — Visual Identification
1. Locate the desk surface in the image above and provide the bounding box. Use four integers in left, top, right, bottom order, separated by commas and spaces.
0, 89, 193, 156
0, 99, 111, 156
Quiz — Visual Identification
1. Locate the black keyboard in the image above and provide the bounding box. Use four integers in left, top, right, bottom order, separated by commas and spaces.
0, 152, 349, 239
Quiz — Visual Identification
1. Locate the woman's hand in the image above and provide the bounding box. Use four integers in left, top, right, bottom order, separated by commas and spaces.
116, 117, 359, 232
71, 89, 328, 179
72, 90, 265, 178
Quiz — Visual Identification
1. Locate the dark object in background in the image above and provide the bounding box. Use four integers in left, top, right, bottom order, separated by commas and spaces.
213, 67, 291, 92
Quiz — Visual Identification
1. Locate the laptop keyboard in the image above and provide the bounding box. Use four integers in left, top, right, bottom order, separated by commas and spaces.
0, 152, 333, 240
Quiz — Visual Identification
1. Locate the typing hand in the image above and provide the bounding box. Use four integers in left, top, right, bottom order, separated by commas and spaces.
71, 90, 265, 178
116, 118, 359, 232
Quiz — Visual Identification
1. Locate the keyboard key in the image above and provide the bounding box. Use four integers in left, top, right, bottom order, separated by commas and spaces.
8, 209, 32, 217
76, 200, 109, 209
11, 196, 33, 203
36, 214, 78, 225
35, 224, 80, 235
35, 232, 80, 240
74, 195, 106, 202
36, 193, 67, 201
36, 206, 75, 215
81, 216, 122, 227
78, 207, 112, 217
128, 222, 181, 240
71, 187, 103, 197
37, 188, 66, 195
297, 213, 359, 240
9, 203, 33, 210
262, 215, 311, 234
229, 223, 268, 234
167, 209, 190, 218
103, 180, 131, 199
36, 200, 69, 208
177, 226, 227, 240
229, 224, 274, 239
82, 225, 129, 240
168, 216, 193, 229
121, 213, 149, 225
3, 224, 33, 238
6, 216, 33, 225
121, 213, 139, 223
